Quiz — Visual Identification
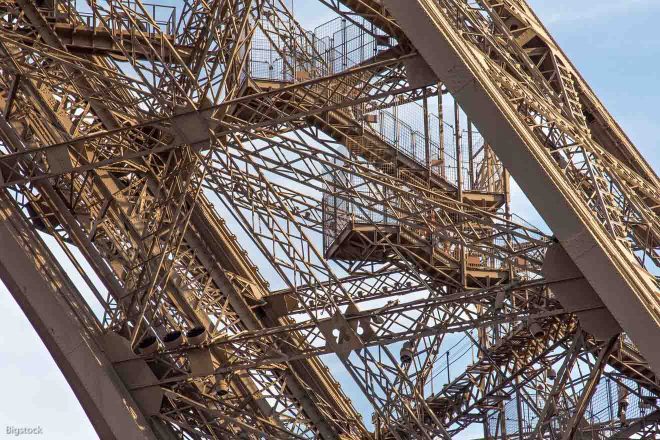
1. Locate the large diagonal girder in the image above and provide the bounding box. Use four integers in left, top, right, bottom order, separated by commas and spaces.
0, 191, 161, 439
382, 0, 660, 375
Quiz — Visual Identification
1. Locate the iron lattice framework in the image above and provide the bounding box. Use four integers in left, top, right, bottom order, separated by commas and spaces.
0, 0, 658, 438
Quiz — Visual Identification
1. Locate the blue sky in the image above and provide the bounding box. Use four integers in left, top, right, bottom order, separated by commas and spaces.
1, 1, 659, 438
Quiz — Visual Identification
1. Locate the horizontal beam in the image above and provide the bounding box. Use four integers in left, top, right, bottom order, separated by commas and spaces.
141, 281, 557, 374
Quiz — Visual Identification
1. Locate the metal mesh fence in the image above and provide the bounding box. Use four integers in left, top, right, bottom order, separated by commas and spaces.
246, 15, 394, 83
364, 102, 504, 193
49, 0, 177, 35
322, 170, 399, 252
485, 375, 659, 438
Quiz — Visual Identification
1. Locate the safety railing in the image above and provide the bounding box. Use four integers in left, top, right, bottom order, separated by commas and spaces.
322, 174, 510, 273
322, 170, 401, 254
363, 104, 504, 193
245, 15, 393, 83
485, 375, 658, 438
245, 14, 505, 195
42, 0, 177, 36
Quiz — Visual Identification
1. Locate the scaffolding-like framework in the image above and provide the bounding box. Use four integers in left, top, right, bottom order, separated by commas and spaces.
0, 0, 658, 439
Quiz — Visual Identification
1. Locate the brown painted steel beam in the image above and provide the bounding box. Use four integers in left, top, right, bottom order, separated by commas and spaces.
382, 0, 660, 375
0, 192, 160, 440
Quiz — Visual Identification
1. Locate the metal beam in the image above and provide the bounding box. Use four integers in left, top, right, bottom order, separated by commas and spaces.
382, 0, 660, 375
0, 192, 159, 440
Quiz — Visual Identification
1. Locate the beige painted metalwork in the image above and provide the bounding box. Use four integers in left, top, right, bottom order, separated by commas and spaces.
0, 0, 657, 438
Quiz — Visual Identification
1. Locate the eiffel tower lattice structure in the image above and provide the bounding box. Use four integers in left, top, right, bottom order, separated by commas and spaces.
0, 0, 658, 438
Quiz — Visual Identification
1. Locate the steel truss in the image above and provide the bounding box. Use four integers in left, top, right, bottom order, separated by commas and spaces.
0, 0, 657, 439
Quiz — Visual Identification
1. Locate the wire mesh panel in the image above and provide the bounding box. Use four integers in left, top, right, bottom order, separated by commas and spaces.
366, 101, 503, 193
485, 375, 659, 438
51, 0, 177, 35
322, 168, 398, 254
245, 15, 395, 83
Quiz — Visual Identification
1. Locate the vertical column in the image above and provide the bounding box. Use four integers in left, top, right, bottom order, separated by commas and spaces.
423, 92, 431, 185
454, 100, 466, 287
467, 119, 474, 190
438, 85, 445, 179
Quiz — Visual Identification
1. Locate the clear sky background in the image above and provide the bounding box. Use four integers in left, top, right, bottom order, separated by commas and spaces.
1, 1, 659, 438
